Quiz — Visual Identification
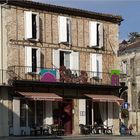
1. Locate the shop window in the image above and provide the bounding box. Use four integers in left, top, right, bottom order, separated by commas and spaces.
28, 101, 35, 127
20, 100, 26, 127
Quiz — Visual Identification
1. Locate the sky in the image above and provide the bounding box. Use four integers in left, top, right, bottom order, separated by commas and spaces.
34, 0, 140, 41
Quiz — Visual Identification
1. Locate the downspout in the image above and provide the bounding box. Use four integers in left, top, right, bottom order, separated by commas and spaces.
0, 5, 3, 83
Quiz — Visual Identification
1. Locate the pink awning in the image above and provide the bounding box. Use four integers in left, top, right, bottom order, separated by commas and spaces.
18, 92, 62, 101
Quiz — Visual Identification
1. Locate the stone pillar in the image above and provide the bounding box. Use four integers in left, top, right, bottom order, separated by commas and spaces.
79, 99, 86, 125
73, 99, 79, 135
13, 97, 20, 135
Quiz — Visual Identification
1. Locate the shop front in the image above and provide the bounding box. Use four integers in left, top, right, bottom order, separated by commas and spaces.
12, 92, 63, 136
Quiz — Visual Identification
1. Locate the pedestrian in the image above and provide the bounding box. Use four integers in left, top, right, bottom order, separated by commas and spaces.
129, 124, 133, 135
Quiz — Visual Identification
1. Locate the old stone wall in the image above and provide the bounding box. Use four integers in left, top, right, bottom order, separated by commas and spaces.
2, 6, 119, 74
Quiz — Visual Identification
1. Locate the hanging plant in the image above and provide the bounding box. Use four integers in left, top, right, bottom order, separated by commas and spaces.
121, 109, 129, 118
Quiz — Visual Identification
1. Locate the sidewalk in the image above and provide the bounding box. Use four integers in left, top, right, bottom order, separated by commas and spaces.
0, 134, 138, 140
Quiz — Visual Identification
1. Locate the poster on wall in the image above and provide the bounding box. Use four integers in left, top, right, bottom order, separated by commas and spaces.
111, 70, 120, 86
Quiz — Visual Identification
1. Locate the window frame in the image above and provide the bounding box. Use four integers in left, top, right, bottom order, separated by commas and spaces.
24, 11, 40, 41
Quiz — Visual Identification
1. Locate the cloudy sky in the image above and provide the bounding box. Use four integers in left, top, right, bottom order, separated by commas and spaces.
34, 0, 140, 41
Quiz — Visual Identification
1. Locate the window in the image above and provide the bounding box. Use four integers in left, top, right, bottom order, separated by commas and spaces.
121, 60, 127, 74
60, 51, 70, 68
24, 11, 39, 41
89, 21, 103, 48
25, 46, 41, 73
59, 16, 71, 44
53, 49, 79, 70
90, 53, 102, 79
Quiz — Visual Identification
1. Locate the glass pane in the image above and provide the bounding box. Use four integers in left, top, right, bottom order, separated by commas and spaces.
28, 101, 35, 127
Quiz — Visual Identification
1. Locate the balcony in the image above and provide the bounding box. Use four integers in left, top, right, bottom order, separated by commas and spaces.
1, 66, 121, 86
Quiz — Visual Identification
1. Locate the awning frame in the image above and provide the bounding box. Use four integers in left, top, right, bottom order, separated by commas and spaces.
18, 92, 63, 101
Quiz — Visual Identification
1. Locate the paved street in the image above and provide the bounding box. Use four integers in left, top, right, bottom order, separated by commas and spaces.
0, 135, 139, 140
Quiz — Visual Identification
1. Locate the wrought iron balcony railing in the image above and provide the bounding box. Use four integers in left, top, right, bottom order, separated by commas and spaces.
1, 65, 120, 86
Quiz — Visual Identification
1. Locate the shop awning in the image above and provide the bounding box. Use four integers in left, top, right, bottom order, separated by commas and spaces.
85, 94, 124, 104
18, 92, 62, 101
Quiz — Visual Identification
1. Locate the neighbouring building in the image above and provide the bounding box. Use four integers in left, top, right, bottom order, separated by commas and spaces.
0, 0, 124, 136
119, 39, 140, 134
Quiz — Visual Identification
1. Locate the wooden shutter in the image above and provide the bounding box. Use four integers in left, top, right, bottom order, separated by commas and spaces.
37, 48, 41, 73
97, 54, 102, 79
36, 13, 40, 41
90, 53, 97, 77
59, 16, 67, 43
25, 46, 32, 73
89, 21, 98, 47
24, 11, 32, 39
99, 23, 103, 48
53, 49, 60, 79
70, 51, 79, 70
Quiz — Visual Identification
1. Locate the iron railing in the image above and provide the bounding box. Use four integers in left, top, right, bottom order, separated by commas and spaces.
4, 65, 117, 86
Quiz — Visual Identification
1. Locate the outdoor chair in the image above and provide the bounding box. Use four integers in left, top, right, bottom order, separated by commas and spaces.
103, 125, 113, 134
51, 124, 65, 136
79, 124, 91, 135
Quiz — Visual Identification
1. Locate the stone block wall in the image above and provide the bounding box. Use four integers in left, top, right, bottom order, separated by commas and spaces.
1, 6, 119, 74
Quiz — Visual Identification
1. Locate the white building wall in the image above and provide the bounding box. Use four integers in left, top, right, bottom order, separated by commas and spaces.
79, 99, 86, 125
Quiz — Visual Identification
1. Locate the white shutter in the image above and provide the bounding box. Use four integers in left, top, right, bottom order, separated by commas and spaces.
24, 11, 32, 39
59, 16, 67, 43
36, 13, 40, 41
53, 49, 60, 69
25, 46, 32, 73
97, 54, 102, 79
90, 53, 97, 77
99, 23, 103, 48
37, 48, 41, 73
53, 49, 60, 79
89, 21, 97, 47
70, 52, 79, 70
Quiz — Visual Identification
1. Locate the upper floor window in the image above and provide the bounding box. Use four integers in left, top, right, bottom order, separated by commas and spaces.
89, 21, 103, 48
58, 16, 71, 44
24, 11, 40, 41
90, 53, 102, 79
25, 46, 41, 73
121, 60, 127, 74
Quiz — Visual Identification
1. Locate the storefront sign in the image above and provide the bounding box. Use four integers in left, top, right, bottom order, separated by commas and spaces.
80, 111, 85, 116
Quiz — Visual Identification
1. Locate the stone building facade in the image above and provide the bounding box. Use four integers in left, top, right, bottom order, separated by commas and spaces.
119, 40, 140, 134
0, 0, 123, 136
